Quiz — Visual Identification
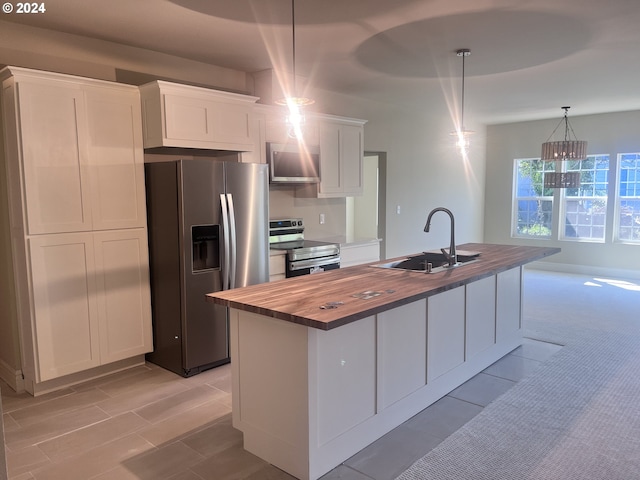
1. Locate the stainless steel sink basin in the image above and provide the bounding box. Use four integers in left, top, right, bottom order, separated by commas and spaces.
371, 251, 479, 273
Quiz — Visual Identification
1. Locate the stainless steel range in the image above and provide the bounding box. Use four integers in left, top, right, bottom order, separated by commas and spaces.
269, 218, 340, 277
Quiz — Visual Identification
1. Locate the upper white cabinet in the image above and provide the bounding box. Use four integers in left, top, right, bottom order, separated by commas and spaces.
317, 119, 365, 197
7, 71, 146, 235
84, 87, 147, 230
295, 115, 366, 198
139, 80, 259, 152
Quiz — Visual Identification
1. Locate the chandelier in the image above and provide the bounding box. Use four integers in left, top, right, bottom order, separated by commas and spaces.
540, 106, 587, 161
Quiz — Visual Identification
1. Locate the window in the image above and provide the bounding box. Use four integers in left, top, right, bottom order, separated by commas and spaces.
513, 159, 555, 237
617, 153, 640, 243
560, 155, 609, 242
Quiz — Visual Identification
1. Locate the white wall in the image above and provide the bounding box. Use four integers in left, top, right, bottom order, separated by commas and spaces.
485, 110, 640, 278
316, 91, 487, 258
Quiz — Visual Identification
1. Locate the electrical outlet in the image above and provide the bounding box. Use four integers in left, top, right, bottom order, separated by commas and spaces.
319, 213, 325, 224
396, 205, 401, 214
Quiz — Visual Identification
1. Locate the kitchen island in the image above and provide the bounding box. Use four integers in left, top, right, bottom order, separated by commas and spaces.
206, 243, 559, 480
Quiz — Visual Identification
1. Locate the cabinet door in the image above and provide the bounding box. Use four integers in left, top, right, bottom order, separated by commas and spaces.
466, 275, 496, 358
317, 121, 364, 197
427, 286, 465, 382
318, 122, 342, 195
339, 124, 364, 196
17, 82, 91, 234
29, 233, 100, 381
163, 94, 253, 149
93, 229, 152, 364
496, 267, 522, 342
84, 87, 147, 230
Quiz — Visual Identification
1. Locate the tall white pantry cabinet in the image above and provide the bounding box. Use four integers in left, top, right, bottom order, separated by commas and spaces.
0, 67, 152, 395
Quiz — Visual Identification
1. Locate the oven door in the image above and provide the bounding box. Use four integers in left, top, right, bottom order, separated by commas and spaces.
286, 256, 340, 277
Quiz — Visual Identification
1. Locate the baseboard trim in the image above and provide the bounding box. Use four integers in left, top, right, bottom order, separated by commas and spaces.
24, 356, 147, 396
0, 358, 24, 393
527, 261, 640, 280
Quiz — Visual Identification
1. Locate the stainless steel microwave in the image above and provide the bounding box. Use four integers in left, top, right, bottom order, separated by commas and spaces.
267, 142, 320, 184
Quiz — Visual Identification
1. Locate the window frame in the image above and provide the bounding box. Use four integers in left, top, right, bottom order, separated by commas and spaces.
511, 158, 555, 239
558, 154, 610, 243
614, 153, 640, 244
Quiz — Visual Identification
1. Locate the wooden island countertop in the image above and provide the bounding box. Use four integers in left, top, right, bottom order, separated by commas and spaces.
206, 243, 560, 330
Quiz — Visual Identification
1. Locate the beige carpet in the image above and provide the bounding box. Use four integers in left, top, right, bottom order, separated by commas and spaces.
397, 269, 640, 480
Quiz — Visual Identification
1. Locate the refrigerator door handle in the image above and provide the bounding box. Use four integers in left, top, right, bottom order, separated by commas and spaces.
220, 193, 231, 290
227, 193, 237, 289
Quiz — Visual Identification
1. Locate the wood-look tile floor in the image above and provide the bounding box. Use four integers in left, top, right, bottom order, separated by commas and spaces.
1, 338, 561, 480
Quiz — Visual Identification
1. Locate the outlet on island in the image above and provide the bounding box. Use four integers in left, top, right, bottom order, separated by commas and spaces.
319, 213, 325, 224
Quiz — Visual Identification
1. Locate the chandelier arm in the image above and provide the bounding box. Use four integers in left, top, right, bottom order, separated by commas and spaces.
544, 117, 566, 143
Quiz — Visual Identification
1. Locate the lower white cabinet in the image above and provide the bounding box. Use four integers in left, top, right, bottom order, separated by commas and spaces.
268, 251, 286, 281
27, 229, 152, 383
339, 240, 380, 268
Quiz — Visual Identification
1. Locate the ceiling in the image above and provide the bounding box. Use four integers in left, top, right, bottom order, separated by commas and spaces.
4, 0, 640, 124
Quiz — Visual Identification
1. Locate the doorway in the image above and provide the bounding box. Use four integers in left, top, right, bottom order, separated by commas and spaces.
346, 151, 387, 259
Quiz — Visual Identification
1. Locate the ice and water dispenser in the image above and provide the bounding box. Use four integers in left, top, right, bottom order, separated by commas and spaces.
192, 225, 220, 272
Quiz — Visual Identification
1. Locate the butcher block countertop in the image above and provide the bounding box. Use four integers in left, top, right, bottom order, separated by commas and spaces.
206, 243, 560, 330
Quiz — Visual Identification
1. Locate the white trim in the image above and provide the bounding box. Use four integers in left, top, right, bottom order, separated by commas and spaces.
0, 358, 24, 393
527, 261, 640, 280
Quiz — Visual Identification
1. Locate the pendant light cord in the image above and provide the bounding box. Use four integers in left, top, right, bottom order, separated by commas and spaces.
291, 0, 297, 96
461, 51, 465, 129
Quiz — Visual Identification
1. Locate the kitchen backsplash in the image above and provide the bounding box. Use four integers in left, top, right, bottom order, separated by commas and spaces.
268, 186, 347, 239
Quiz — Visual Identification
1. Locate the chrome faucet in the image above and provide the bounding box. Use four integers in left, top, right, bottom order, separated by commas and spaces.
424, 207, 457, 267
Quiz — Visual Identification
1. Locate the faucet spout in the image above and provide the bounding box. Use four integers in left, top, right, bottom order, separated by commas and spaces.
424, 207, 457, 266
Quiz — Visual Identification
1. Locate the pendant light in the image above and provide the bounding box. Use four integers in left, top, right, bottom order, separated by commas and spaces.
540, 106, 587, 161
275, 0, 314, 139
450, 48, 474, 154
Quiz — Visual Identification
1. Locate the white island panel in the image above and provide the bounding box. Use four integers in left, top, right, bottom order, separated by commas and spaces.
312, 317, 376, 446
466, 275, 497, 358
427, 286, 465, 382
377, 299, 427, 410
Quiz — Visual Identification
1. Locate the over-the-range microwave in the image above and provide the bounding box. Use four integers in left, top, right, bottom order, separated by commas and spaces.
267, 142, 320, 184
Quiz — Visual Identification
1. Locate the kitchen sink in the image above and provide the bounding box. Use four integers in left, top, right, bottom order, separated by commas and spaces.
371, 251, 479, 273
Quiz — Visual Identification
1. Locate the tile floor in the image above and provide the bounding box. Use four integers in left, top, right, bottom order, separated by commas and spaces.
1, 338, 562, 480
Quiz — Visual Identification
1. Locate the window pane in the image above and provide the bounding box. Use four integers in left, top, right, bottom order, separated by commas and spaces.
561, 155, 609, 242
513, 159, 554, 237
617, 153, 640, 243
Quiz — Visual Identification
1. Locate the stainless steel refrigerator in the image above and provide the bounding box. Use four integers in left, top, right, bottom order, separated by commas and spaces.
144, 160, 269, 376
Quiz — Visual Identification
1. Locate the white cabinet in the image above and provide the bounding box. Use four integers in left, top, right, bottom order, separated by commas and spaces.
84, 87, 147, 230
339, 240, 380, 268
297, 116, 366, 198
139, 80, 259, 152
0, 67, 152, 394
94, 229, 152, 365
28, 233, 100, 381
317, 120, 364, 197
16, 81, 91, 234
12, 76, 146, 235
28, 229, 152, 382
269, 251, 286, 281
